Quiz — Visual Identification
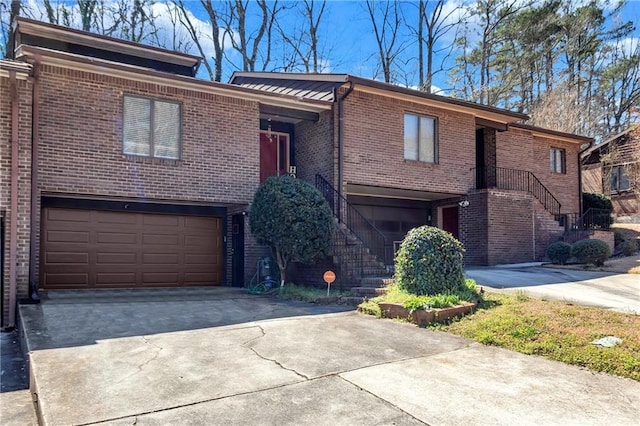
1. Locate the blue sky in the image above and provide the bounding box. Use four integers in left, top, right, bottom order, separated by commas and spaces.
17, 0, 640, 92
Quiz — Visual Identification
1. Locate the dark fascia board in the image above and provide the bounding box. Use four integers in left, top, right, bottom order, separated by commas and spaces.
17, 45, 332, 113
13, 17, 201, 69
230, 72, 530, 123
510, 123, 594, 143
345, 75, 530, 122
260, 104, 320, 122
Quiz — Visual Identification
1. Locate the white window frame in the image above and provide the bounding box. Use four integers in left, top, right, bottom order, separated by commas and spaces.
404, 113, 438, 163
550, 147, 566, 174
123, 94, 182, 160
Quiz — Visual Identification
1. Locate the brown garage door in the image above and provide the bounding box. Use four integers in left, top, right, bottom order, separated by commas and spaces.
41, 208, 222, 289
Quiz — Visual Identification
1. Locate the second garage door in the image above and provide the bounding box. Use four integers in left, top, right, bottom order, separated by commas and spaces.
41, 208, 223, 289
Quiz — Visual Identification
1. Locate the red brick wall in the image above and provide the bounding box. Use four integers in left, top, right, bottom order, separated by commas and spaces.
460, 190, 488, 265
295, 110, 335, 186
341, 89, 475, 196
497, 128, 581, 215
32, 63, 263, 291
1, 70, 33, 327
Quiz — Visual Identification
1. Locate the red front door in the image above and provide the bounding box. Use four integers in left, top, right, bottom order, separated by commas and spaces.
441, 206, 459, 239
260, 131, 289, 183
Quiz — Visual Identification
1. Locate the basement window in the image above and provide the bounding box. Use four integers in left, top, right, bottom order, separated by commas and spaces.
404, 113, 438, 163
123, 95, 182, 160
550, 147, 566, 174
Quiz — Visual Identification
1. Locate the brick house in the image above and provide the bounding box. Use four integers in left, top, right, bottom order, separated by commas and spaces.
230, 73, 591, 272
582, 127, 640, 222
1, 19, 592, 327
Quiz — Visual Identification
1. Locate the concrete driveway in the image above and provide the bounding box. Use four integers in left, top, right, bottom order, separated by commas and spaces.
15, 287, 640, 425
466, 266, 640, 314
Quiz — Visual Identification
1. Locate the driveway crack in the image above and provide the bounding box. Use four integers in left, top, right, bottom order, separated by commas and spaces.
138, 336, 163, 371
242, 325, 309, 380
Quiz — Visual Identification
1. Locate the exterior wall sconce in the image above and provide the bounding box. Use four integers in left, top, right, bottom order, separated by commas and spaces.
458, 200, 470, 208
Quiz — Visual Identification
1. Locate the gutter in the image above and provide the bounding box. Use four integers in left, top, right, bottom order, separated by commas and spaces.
8, 70, 19, 328
28, 57, 40, 302
337, 81, 354, 198
578, 140, 594, 216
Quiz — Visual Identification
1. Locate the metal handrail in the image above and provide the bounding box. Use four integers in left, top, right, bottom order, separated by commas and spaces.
473, 166, 561, 216
315, 174, 392, 265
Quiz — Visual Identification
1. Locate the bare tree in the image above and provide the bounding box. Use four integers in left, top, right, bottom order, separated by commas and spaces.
410, 0, 461, 92
223, 0, 285, 72
365, 0, 405, 83
1, 0, 21, 58
277, 0, 326, 73
175, 0, 226, 81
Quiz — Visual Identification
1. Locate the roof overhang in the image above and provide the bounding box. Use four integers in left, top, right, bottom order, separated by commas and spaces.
346, 183, 463, 201
0, 60, 31, 79
16, 45, 332, 114
13, 17, 201, 70
344, 76, 529, 125
510, 123, 593, 144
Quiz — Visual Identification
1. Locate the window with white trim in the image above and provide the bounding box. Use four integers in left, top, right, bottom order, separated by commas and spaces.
550, 147, 565, 174
123, 95, 181, 159
404, 113, 437, 163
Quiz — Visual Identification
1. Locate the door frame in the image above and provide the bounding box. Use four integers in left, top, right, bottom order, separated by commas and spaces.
437, 204, 460, 239
231, 213, 245, 287
259, 130, 290, 180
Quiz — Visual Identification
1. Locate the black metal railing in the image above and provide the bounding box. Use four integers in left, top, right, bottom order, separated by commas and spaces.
562, 208, 612, 243
473, 166, 561, 216
316, 174, 392, 265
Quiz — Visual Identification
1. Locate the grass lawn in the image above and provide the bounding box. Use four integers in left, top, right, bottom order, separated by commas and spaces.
431, 292, 640, 381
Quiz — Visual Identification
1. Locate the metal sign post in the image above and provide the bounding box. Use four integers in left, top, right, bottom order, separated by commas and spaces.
323, 270, 336, 296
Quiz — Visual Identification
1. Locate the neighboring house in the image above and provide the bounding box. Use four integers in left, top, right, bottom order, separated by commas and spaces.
1, 19, 591, 327
582, 127, 640, 222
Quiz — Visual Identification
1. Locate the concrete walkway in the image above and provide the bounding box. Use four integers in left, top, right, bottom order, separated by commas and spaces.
15, 288, 640, 425
466, 266, 640, 314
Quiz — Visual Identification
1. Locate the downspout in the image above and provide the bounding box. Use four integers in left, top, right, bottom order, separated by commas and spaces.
8, 70, 19, 328
28, 57, 41, 302
578, 141, 594, 217
337, 80, 354, 198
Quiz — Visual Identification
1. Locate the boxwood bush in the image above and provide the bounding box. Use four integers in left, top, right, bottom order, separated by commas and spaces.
394, 226, 465, 296
546, 241, 572, 265
570, 239, 611, 267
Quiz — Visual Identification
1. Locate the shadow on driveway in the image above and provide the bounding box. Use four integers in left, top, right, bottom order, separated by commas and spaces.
19, 287, 352, 351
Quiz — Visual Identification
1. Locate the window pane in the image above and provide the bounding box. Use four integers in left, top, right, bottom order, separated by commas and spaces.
404, 114, 418, 160
153, 101, 180, 159
620, 168, 630, 190
123, 97, 151, 156
611, 167, 619, 191
550, 149, 555, 172
419, 116, 435, 163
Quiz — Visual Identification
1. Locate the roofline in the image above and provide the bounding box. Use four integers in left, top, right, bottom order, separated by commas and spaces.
17, 45, 332, 113
230, 71, 349, 84
345, 75, 530, 122
0, 59, 32, 78
13, 17, 202, 68
581, 126, 635, 157
230, 71, 529, 123
510, 123, 593, 143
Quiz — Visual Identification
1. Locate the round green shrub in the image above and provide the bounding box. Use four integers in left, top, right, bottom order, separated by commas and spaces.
570, 239, 611, 267
546, 241, 572, 265
621, 239, 638, 256
394, 226, 465, 296
582, 192, 613, 211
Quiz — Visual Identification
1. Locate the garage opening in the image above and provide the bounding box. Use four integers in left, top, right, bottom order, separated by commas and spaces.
40, 200, 224, 290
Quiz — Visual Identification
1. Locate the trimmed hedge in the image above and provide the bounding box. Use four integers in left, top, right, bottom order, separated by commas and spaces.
571, 239, 611, 267
394, 226, 465, 296
546, 241, 572, 265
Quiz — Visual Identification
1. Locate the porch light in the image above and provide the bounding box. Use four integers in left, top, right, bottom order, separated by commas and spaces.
458, 200, 470, 208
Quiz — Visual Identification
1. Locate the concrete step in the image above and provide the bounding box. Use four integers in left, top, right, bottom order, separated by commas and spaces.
359, 276, 395, 288
339, 296, 366, 306
350, 287, 389, 297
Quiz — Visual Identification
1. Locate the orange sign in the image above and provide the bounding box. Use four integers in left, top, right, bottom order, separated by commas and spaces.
323, 270, 336, 284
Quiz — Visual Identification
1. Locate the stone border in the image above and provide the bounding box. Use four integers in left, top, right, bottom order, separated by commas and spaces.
378, 301, 478, 326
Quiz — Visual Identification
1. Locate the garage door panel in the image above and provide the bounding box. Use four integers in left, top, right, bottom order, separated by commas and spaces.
142, 253, 179, 265
45, 252, 89, 265
41, 208, 223, 289
44, 273, 90, 286
96, 232, 138, 244
96, 273, 137, 286
95, 211, 139, 224
46, 230, 90, 243
96, 253, 137, 264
